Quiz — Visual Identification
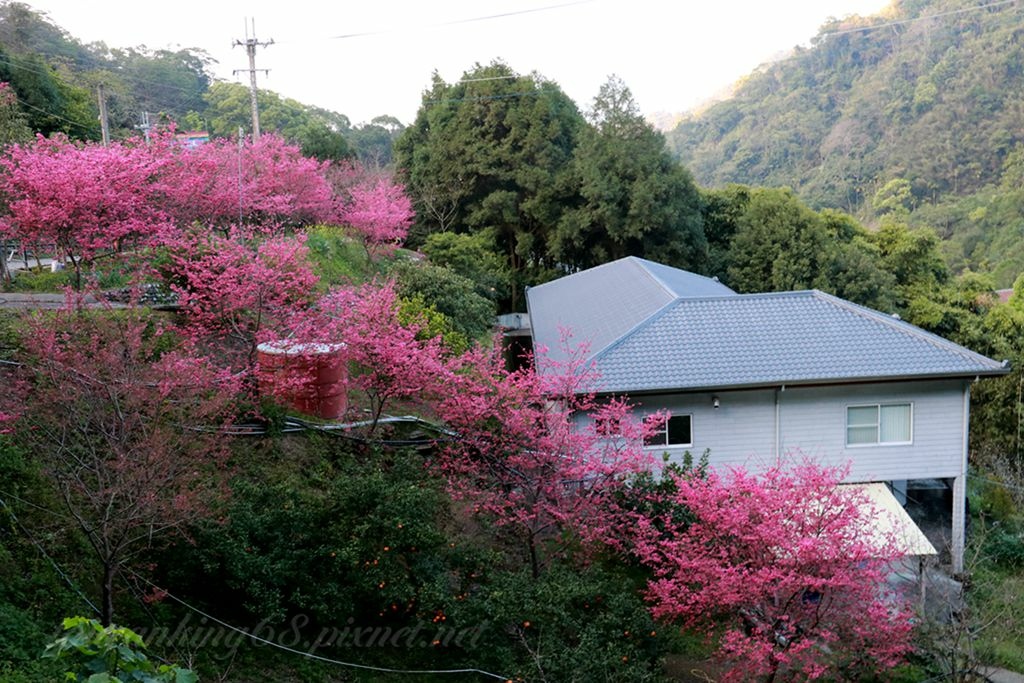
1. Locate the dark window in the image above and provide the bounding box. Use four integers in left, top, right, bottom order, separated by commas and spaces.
644, 414, 693, 447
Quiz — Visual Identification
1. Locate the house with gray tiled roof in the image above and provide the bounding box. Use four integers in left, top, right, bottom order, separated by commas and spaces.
525, 256, 1010, 572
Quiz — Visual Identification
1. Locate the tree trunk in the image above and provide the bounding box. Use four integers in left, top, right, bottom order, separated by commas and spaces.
0, 242, 9, 287
101, 561, 116, 627
527, 532, 540, 580
68, 253, 82, 291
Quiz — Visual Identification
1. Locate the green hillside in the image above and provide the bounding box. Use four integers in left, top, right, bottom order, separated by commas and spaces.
669, 0, 1023, 204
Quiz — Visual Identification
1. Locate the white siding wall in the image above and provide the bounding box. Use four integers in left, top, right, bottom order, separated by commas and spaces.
627, 379, 968, 482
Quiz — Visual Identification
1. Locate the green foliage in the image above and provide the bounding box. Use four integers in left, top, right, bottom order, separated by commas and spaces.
3, 262, 132, 293
705, 185, 896, 310
420, 230, 508, 302
872, 178, 915, 217
552, 76, 707, 272
2, 266, 71, 292
103, 47, 212, 131
303, 225, 370, 285
664, 0, 1024, 286
396, 61, 585, 308
0, 440, 89, 672
725, 186, 833, 292
984, 527, 1024, 568
0, 46, 98, 139
443, 563, 665, 682
391, 261, 495, 342
164, 441, 455, 629
397, 294, 470, 354
42, 617, 197, 683
0, 81, 31, 145
346, 115, 405, 169
204, 83, 351, 161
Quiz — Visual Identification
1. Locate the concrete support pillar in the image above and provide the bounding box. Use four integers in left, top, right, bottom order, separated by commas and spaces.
951, 474, 966, 573
952, 381, 971, 574
891, 479, 908, 505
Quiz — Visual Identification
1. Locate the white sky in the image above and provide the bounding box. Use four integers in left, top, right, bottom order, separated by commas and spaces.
23, 0, 889, 126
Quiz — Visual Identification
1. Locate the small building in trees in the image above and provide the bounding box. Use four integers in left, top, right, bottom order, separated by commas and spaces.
525, 256, 1010, 572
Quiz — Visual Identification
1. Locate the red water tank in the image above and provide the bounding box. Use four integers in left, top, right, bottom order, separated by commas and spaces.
256, 341, 347, 420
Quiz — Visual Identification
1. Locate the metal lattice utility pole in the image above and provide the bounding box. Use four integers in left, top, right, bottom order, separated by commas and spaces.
135, 111, 152, 144
233, 18, 273, 141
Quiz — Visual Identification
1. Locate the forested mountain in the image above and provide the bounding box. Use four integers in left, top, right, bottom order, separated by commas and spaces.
670, 0, 1024, 210
668, 0, 1024, 286
0, 1, 401, 163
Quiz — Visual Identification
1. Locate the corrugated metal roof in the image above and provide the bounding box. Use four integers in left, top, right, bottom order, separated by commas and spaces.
526, 256, 735, 361
589, 290, 1007, 393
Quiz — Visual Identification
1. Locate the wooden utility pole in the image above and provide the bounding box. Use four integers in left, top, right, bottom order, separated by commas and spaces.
97, 85, 110, 146
233, 18, 273, 141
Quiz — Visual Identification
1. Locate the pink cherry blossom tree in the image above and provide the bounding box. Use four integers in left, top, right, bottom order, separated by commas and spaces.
4, 299, 240, 625
152, 133, 337, 233
435, 338, 658, 577
339, 175, 414, 258
162, 229, 320, 386
0, 135, 172, 287
288, 281, 449, 430
629, 462, 915, 681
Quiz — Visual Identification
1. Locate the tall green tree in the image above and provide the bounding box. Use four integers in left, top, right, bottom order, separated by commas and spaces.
0, 81, 31, 145
0, 46, 98, 139
711, 185, 894, 310
726, 187, 833, 293
204, 82, 351, 161
105, 46, 212, 122
551, 76, 706, 271
395, 61, 584, 308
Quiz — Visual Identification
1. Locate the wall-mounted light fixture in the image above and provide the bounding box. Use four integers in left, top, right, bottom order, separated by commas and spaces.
712, 396, 720, 409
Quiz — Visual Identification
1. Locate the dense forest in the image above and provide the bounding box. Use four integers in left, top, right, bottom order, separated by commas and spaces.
668, 0, 1024, 286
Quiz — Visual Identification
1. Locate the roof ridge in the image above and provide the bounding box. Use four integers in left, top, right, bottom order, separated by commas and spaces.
589, 290, 816, 363
632, 257, 733, 298
627, 256, 677, 299
810, 290, 1006, 369
589, 296, 679, 365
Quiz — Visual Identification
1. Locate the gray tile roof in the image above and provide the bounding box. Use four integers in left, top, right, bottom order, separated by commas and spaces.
526, 257, 735, 362
590, 290, 1008, 393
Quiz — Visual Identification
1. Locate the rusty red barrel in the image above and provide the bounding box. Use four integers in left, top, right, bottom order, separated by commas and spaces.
256, 341, 347, 420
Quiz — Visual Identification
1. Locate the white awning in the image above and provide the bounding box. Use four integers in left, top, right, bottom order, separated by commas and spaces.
843, 483, 938, 556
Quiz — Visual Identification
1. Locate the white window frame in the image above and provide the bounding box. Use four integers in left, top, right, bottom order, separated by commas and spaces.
644, 414, 694, 449
845, 402, 913, 447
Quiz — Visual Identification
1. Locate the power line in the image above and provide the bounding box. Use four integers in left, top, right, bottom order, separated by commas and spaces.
0, 50, 208, 104
126, 569, 510, 681
0, 495, 102, 617
323, 0, 595, 40
818, 0, 1019, 39
969, 472, 1024, 494
425, 92, 543, 106
14, 96, 97, 133
454, 75, 518, 85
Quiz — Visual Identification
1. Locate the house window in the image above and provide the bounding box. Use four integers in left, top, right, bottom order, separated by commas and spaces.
644, 415, 693, 448
594, 416, 621, 436
846, 403, 912, 446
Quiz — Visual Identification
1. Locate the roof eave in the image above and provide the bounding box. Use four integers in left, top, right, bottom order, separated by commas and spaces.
591, 368, 1012, 397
